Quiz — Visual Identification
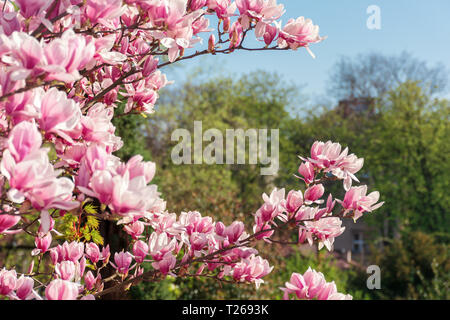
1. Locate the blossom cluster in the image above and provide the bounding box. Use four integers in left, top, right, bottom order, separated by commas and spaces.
281, 267, 353, 300
0, 0, 381, 300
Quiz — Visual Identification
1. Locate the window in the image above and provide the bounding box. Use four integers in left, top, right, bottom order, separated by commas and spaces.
352, 232, 364, 253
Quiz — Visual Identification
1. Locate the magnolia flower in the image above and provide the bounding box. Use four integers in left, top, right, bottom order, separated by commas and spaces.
133, 240, 149, 264
15, 276, 35, 300
32, 232, 52, 256
277, 17, 324, 57
15, 0, 51, 19
45, 279, 80, 300
306, 141, 364, 191
303, 217, 345, 251
281, 268, 352, 300
254, 188, 285, 225
149, 232, 177, 261
85, 243, 101, 264
124, 220, 145, 240
296, 161, 315, 185
338, 185, 384, 221
38, 88, 82, 142
55, 261, 76, 281
84, 0, 125, 25
51, 241, 85, 263
0, 31, 45, 80
0, 6, 21, 36
0, 214, 21, 234
84, 271, 96, 291
152, 252, 176, 275
43, 29, 95, 83
304, 184, 325, 204
226, 254, 273, 289
284, 190, 303, 214
224, 221, 246, 244
236, 0, 285, 35
0, 268, 17, 296
111, 251, 134, 276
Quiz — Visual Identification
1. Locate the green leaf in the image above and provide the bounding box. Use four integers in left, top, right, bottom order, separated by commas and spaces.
86, 215, 99, 229
90, 230, 104, 246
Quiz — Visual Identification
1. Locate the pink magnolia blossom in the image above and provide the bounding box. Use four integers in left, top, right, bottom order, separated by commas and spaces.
306, 141, 363, 190
111, 251, 134, 276
281, 268, 352, 300
226, 255, 273, 289
208, 0, 237, 19
51, 241, 85, 263
151, 252, 176, 275
84, 0, 124, 25
304, 184, 325, 204
296, 161, 315, 185
236, 0, 284, 33
55, 261, 76, 281
277, 17, 324, 57
0, 9, 21, 37
79, 103, 121, 150
124, 220, 145, 239
3, 88, 40, 124
179, 211, 214, 235
0, 268, 17, 296
189, 232, 208, 251
254, 188, 285, 224
5, 120, 42, 163
85, 243, 101, 264
38, 87, 81, 142
338, 185, 384, 221
229, 21, 243, 49
303, 217, 345, 251
252, 222, 274, 240
141, 56, 159, 77
0, 214, 21, 234
101, 245, 111, 263
148, 232, 177, 261
123, 81, 158, 114
284, 190, 303, 214
224, 221, 245, 244
84, 271, 96, 291
190, 0, 208, 10
15, 276, 35, 300
33, 232, 52, 256
45, 279, 80, 300
0, 32, 44, 80
43, 30, 95, 83
15, 0, 51, 19
262, 23, 277, 46
133, 240, 149, 263
1, 121, 78, 211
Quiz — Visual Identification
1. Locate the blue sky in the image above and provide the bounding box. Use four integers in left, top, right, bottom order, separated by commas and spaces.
169, 0, 450, 103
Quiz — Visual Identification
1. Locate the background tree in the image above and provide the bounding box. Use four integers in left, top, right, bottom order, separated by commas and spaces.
328, 51, 449, 100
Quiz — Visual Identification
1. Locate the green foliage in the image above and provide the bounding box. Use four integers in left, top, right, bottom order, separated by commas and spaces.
112, 102, 153, 162
370, 231, 449, 299
365, 82, 450, 235
130, 273, 181, 300
59, 213, 79, 241
56, 204, 103, 245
